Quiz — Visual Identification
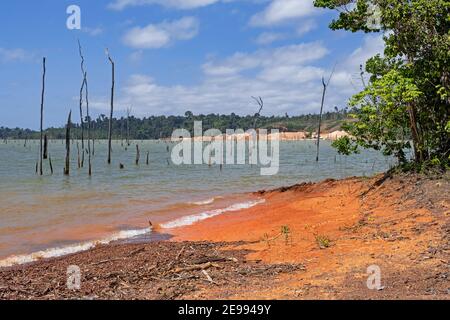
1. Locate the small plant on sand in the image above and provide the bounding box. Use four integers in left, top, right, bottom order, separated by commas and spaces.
261, 226, 292, 247
281, 225, 291, 245
315, 235, 331, 249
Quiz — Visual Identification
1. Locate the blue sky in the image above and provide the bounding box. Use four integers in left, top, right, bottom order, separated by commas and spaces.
0, 0, 384, 129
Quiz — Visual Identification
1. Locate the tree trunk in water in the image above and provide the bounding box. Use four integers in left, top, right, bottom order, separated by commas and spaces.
85, 71, 92, 176
43, 134, 48, 160
107, 51, 115, 165
77, 141, 81, 169
39, 57, 46, 176
48, 154, 53, 175
136, 144, 140, 165
64, 111, 72, 175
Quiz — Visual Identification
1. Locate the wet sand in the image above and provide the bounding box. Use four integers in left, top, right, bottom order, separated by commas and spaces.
0, 173, 449, 300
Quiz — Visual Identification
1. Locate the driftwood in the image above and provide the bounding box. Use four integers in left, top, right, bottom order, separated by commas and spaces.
64, 111, 72, 175
168, 262, 221, 275
106, 49, 115, 165
39, 57, 46, 176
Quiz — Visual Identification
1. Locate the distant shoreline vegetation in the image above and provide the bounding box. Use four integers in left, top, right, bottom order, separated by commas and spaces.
0, 110, 349, 140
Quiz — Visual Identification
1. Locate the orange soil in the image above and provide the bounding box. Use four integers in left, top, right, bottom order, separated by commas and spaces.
169, 176, 449, 299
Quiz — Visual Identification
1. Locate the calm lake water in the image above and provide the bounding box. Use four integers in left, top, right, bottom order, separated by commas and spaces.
0, 139, 395, 266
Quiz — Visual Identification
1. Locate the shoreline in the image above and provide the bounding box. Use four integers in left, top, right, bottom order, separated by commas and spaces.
1, 173, 448, 299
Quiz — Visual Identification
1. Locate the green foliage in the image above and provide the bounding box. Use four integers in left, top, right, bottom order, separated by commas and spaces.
315, 0, 450, 169
331, 136, 359, 156
315, 235, 331, 249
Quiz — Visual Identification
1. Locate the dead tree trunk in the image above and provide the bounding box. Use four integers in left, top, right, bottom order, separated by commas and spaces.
251, 96, 264, 130
77, 141, 81, 169
78, 40, 86, 167
39, 57, 46, 176
316, 66, 336, 162
43, 134, 48, 160
85, 72, 92, 176
107, 49, 115, 165
126, 107, 132, 147
64, 111, 72, 175
48, 154, 53, 175
136, 144, 140, 165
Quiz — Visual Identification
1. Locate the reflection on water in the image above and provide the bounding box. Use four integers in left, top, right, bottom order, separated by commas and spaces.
0, 139, 396, 261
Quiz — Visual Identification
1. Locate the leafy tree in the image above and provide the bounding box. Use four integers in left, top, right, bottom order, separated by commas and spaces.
315, 0, 450, 169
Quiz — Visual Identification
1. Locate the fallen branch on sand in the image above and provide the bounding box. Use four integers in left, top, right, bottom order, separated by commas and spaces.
168, 262, 222, 275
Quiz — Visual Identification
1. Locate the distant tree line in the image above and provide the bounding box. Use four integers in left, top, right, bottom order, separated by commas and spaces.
0, 110, 349, 140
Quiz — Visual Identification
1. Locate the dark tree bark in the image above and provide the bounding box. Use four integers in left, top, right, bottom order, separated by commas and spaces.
126, 107, 132, 147
107, 49, 115, 164
43, 134, 48, 160
251, 96, 264, 129
78, 40, 86, 166
64, 111, 72, 175
136, 144, 140, 165
48, 154, 53, 175
316, 66, 336, 162
39, 57, 46, 176
85, 71, 92, 176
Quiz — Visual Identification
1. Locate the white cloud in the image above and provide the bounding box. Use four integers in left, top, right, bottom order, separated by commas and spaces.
337, 34, 385, 89
90, 27, 385, 119
202, 42, 328, 76
82, 26, 104, 36
296, 19, 317, 36
255, 32, 286, 45
123, 17, 199, 49
0, 48, 31, 63
250, 0, 319, 27
108, 0, 221, 10
90, 41, 358, 117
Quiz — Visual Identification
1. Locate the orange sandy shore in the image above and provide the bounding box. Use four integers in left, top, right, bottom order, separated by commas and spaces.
1, 173, 448, 300
168, 174, 449, 299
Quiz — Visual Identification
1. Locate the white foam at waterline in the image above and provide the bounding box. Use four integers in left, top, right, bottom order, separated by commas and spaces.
0, 227, 151, 268
161, 199, 265, 229
189, 198, 215, 205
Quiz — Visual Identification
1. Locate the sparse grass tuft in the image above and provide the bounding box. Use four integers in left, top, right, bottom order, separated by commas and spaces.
315, 235, 331, 249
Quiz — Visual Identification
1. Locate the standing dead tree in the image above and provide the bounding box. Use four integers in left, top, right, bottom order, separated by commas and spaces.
39, 57, 46, 176
78, 40, 86, 167
251, 96, 264, 129
136, 144, 140, 165
43, 134, 48, 160
85, 70, 92, 176
106, 49, 115, 165
79, 39, 92, 175
126, 107, 132, 147
316, 65, 336, 162
64, 111, 72, 175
